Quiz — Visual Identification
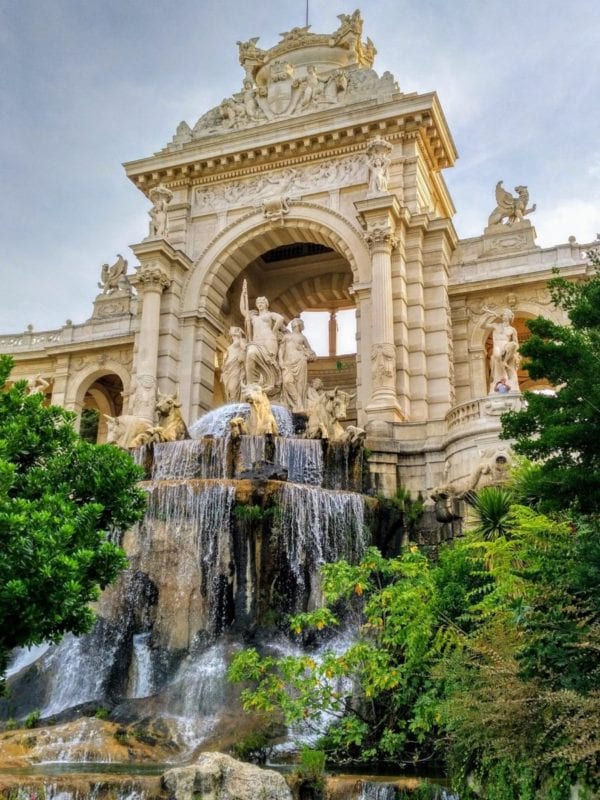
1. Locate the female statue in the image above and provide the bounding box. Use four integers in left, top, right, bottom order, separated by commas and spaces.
241, 294, 286, 397
279, 318, 317, 412
222, 327, 247, 402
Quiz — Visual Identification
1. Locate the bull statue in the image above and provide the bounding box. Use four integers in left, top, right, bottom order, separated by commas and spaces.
104, 391, 189, 449
241, 382, 279, 436
104, 414, 152, 450
305, 387, 364, 444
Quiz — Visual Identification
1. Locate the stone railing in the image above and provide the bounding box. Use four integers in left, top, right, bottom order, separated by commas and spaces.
446, 392, 523, 432
0, 317, 137, 354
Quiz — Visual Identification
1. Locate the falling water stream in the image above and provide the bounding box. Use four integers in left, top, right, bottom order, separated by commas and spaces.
0, 408, 454, 797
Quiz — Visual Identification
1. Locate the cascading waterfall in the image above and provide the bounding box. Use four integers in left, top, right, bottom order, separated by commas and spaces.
144, 480, 236, 635
151, 438, 229, 480
274, 437, 324, 485
2, 404, 373, 767
190, 403, 295, 438
130, 633, 154, 699
276, 483, 366, 605
237, 434, 266, 473
357, 782, 397, 800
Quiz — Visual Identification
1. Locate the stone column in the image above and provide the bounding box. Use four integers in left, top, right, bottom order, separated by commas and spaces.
328, 310, 337, 357
355, 195, 405, 436
132, 265, 171, 421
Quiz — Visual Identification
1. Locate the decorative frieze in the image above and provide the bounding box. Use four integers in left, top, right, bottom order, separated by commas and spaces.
193, 155, 367, 214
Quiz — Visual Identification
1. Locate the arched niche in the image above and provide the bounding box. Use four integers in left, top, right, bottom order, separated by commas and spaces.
66, 364, 129, 442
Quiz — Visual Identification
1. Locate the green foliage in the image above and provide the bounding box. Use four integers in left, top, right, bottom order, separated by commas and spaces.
0, 355, 147, 687
113, 728, 129, 746
230, 497, 599, 793
79, 407, 100, 444
231, 730, 272, 763
297, 747, 326, 789
94, 707, 109, 720
23, 709, 40, 729
469, 486, 513, 539
4, 718, 16, 731
233, 503, 265, 523
501, 254, 600, 512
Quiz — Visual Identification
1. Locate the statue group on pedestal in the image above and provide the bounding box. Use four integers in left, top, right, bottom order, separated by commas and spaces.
222, 282, 317, 413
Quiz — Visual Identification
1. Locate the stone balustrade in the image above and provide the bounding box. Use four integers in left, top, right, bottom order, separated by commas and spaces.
445, 392, 523, 432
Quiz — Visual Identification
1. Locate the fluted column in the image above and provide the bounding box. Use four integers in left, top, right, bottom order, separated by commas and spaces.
364, 225, 404, 427
132, 265, 171, 421
355, 194, 405, 436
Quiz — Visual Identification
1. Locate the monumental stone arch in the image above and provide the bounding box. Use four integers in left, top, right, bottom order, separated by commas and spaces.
179, 203, 370, 417
0, 10, 594, 499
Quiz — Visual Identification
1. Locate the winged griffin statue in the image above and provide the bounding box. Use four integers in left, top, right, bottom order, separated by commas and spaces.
98, 254, 129, 294
488, 181, 536, 227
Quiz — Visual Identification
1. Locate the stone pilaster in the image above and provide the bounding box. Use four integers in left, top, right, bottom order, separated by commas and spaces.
130, 264, 171, 421
355, 195, 405, 436
129, 239, 193, 419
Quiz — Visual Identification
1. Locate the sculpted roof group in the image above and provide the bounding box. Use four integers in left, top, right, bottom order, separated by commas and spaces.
165, 10, 398, 148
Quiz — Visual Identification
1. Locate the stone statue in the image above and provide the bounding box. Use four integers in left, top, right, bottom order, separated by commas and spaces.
98, 254, 128, 294
366, 136, 392, 197
305, 387, 357, 442
242, 79, 262, 121
26, 375, 50, 395
482, 307, 520, 393
149, 184, 173, 239
222, 326, 247, 403
279, 318, 317, 412
241, 382, 279, 435
105, 391, 188, 449
240, 282, 286, 397
432, 446, 512, 501
488, 181, 536, 227
467, 447, 512, 492
298, 65, 327, 109
306, 377, 325, 412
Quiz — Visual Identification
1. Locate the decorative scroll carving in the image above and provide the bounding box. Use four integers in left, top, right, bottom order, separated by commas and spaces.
136, 266, 171, 292
262, 195, 290, 224
364, 225, 398, 252
193, 156, 367, 214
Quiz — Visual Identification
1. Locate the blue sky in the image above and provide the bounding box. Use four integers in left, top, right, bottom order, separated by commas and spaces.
2, 0, 599, 334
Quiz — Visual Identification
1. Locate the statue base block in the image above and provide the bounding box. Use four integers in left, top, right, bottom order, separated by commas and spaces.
481, 221, 538, 256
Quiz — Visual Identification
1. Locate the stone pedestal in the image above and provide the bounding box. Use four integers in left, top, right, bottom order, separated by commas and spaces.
90, 291, 134, 321
482, 221, 539, 256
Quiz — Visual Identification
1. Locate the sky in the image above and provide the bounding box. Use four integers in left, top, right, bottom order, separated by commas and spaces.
1, 0, 599, 336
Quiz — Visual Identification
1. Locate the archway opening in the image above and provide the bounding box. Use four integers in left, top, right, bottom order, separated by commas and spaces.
80, 374, 124, 443
214, 236, 357, 422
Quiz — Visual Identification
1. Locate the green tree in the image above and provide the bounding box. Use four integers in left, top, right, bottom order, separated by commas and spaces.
501, 252, 600, 512
0, 355, 146, 686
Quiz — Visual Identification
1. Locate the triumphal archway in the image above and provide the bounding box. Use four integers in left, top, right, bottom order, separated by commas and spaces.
1, 10, 591, 498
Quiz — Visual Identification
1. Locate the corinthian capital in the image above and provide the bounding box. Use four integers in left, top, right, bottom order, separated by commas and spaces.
364, 225, 398, 253
137, 265, 171, 292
